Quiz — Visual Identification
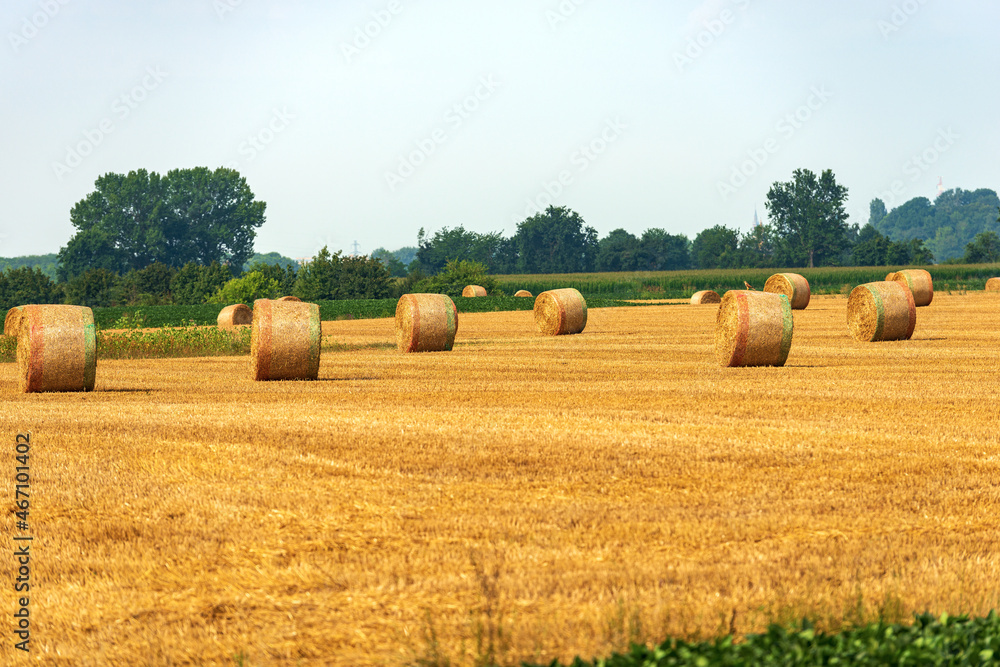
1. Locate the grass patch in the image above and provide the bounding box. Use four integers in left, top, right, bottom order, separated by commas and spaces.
97, 325, 252, 360
531, 612, 1000, 667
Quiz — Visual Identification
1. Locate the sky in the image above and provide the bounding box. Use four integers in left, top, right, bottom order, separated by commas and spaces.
1, 0, 998, 261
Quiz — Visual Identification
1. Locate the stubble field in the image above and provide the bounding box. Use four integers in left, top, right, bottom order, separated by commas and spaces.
1, 293, 999, 665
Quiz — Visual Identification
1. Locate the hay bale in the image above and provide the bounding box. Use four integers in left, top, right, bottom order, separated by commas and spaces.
985, 277, 1000, 292
217, 304, 252, 328
276, 295, 301, 302
885, 269, 933, 307
462, 285, 487, 297
514, 290, 533, 298
17, 305, 97, 393
395, 294, 458, 353
690, 290, 721, 305
714, 291, 793, 367
847, 281, 916, 342
534, 288, 587, 336
4, 306, 24, 337
763, 273, 810, 310
249, 299, 321, 381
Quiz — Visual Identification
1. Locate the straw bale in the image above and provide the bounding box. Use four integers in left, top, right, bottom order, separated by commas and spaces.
514, 290, 533, 298
534, 288, 587, 336
763, 273, 811, 310
462, 285, 487, 297
885, 269, 933, 307
847, 281, 916, 342
276, 296, 301, 302
249, 299, 321, 381
690, 290, 721, 305
217, 304, 252, 328
17, 305, 97, 393
4, 306, 24, 336
714, 291, 793, 367
395, 294, 458, 353
985, 277, 1000, 292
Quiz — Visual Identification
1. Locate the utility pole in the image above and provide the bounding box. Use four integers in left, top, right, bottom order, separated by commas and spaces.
351, 240, 360, 256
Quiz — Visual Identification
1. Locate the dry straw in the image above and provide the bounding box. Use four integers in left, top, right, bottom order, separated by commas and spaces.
847, 281, 916, 342
395, 294, 458, 353
17, 305, 97, 393
763, 273, 811, 310
985, 277, 1000, 292
249, 299, 321, 381
690, 290, 721, 305
885, 269, 933, 307
534, 288, 587, 336
217, 304, 252, 328
462, 285, 487, 297
714, 291, 793, 367
514, 290, 533, 298
276, 296, 301, 302
4, 306, 24, 336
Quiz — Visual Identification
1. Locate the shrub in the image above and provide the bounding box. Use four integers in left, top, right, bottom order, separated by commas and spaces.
64, 268, 120, 307
207, 271, 282, 304
171, 261, 235, 304
414, 259, 498, 298
0, 266, 64, 310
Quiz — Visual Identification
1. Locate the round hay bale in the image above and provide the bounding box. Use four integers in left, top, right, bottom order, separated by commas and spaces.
763, 273, 811, 310
249, 299, 321, 381
690, 290, 721, 305
217, 304, 252, 328
714, 291, 793, 368
985, 277, 1000, 292
4, 306, 24, 337
395, 294, 458, 353
462, 285, 487, 297
17, 305, 97, 393
514, 290, 533, 298
276, 295, 301, 302
534, 288, 587, 336
847, 281, 916, 342
885, 269, 933, 307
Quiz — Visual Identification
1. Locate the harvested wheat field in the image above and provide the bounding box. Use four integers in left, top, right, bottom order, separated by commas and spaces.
2, 293, 1000, 665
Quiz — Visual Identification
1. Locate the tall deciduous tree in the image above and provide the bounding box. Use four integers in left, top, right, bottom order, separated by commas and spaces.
513, 206, 598, 274
58, 167, 265, 280
691, 225, 740, 269
766, 168, 850, 268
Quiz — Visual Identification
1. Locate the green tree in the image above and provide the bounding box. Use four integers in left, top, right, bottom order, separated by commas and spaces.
58, 167, 266, 280
766, 168, 850, 268
963, 231, 1000, 264
851, 224, 890, 266
244, 261, 297, 296
595, 229, 640, 272
116, 262, 177, 305
293, 247, 391, 300
876, 189, 1000, 261
513, 206, 598, 274
415, 226, 511, 274
691, 225, 740, 269
0, 267, 63, 310
207, 272, 282, 304
170, 261, 235, 304
869, 198, 888, 227
0, 254, 59, 281
738, 224, 776, 269
244, 252, 299, 272
637, 229, 690, 271
64, 268, 120, 307
414, 259, 497, 298
371, 248, 408, 277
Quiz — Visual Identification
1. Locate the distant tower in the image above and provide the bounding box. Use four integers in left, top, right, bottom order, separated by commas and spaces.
937, 177, 944, 197
351, 240, 361, 257
753, 207, 761, 228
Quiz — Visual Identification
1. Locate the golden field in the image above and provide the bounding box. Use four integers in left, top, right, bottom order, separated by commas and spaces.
1, 293, 999, 665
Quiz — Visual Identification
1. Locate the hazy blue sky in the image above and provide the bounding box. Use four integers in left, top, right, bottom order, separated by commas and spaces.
2, 0, 998, 260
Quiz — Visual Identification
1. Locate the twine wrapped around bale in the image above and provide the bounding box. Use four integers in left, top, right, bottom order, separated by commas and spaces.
534, 288, 587, 336
714, 291, 793, 367
276, 296, 301, 302
17, 305, 97, 393
4, 306, 24, 337
395, 294, 458, 353
985, 278, 1000, 292
690, 290, 721, 305
885, 269, 933, 307
250, 299, 321, 381
847, 281, 916, 342
462, 285, 487, 297
763, 273, 811, 310
217, 304, 252, 328
514, 290, 533, 298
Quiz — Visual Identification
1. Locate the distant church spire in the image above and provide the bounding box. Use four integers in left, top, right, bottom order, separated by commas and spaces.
753, 207, 761, 228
